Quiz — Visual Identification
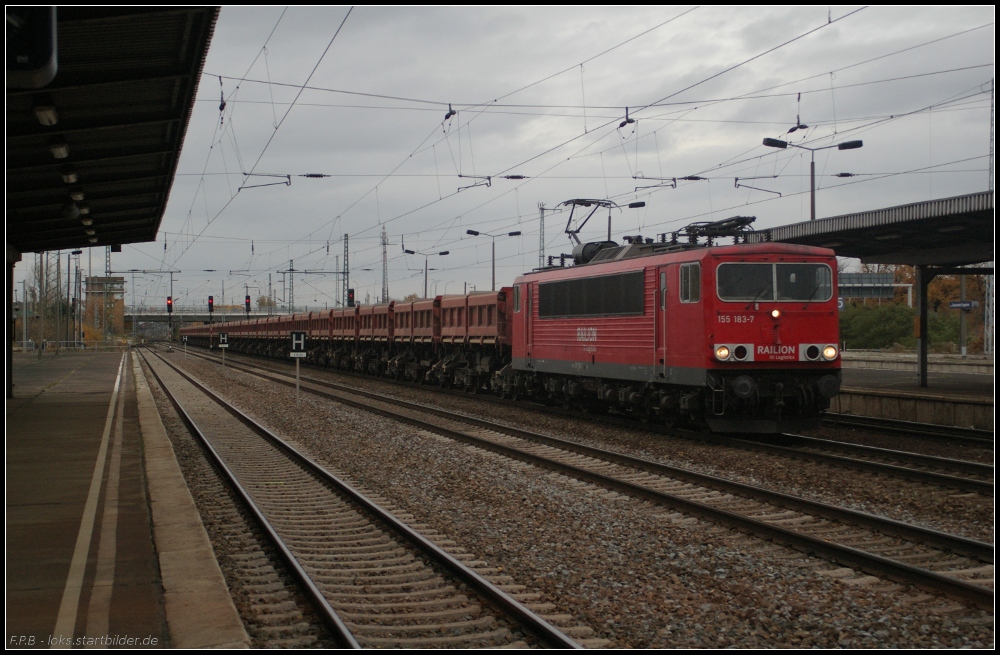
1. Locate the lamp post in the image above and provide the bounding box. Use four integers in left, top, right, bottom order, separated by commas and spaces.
466, 229, 521, 290
404, 249, 449, 298
762, 137, 862, 220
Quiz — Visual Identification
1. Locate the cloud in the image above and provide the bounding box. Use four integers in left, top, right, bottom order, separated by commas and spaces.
20, 6, 992, 304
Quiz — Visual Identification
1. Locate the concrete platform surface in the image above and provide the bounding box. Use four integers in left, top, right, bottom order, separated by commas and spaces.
6, 351, 248, 648
841, 351, 993, 376
841, 367, 993, 400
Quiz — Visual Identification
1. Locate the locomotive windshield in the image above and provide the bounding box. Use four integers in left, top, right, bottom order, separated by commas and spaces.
717, 263, 832, 302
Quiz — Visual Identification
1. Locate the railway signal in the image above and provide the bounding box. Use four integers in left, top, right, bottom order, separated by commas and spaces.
245, 294, 251, 315
166, 296, 173, 313
208, 295, 214, 313
347, 288, 355, 307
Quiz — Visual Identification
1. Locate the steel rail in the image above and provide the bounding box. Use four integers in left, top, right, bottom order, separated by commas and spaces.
197, 352, 992, 559
823, 414, 993, 448
139, 350, 361, 649
777, 432, 994, 477
187, 351, 994, 609
722, 435, 992, 494
182, 346, 992, 493
143, 348, 582, 649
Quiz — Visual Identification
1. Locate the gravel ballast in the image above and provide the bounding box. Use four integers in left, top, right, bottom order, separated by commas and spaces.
171, 354, 994, 648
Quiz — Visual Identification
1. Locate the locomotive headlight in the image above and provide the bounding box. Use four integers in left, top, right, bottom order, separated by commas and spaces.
822, 345, 838, 361
771, 309, 781, 319
715, 345, 731, 361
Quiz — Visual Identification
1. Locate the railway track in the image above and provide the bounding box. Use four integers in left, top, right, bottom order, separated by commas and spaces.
168, 346, 993, 609
140, 348, 583, 649
522, 402, 993, 494
724, 433, 993, 495
823, 414, 993, 448
181, 346, 993, 496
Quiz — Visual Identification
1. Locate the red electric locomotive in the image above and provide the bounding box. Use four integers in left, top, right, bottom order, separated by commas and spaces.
494, 216, 841, 431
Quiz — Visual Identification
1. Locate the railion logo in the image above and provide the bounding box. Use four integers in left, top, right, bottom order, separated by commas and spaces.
758, 345, 795, 355
577, 327, 597, 342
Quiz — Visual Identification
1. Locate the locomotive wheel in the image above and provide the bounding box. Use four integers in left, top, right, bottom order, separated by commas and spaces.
639, 403, 658, 424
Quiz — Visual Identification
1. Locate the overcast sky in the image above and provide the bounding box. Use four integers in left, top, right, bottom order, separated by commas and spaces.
22, 6, 995, 310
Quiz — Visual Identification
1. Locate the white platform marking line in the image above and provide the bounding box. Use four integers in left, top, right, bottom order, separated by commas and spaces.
51, 354, 126, 646
85, 354, 128, 638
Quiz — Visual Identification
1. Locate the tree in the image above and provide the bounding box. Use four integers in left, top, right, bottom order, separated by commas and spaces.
257, 295, 275, 309
840, 262, 989, 353
840, 303, 914, 350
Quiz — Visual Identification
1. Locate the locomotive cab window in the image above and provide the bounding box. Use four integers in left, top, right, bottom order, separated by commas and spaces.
717, 263, 832, 302
679, 263, 700, 303
776, 263, 832, 301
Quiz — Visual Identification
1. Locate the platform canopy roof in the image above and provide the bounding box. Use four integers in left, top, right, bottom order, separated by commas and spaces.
749, 191, 993, 267
7, 7, 218, 255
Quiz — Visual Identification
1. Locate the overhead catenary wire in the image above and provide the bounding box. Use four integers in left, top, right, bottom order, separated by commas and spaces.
259, 10, 702, 259
148, 8, 990, 306
169, 7, 353, 269
229, 12, 984, 266
172, 8, 289, 258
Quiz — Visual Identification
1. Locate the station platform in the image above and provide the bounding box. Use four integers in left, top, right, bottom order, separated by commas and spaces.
6, 350, 248, 648
834, 353, 994, 431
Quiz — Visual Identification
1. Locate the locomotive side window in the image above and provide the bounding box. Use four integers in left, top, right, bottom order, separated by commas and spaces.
513, 285, 521, 312
679, 263, 700, 303
538, 271, 644, 318
717, 263, 832, 302
659, 272, 667, 309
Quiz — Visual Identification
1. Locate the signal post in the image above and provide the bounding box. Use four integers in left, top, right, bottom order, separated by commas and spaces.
291, 331, 306, 403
